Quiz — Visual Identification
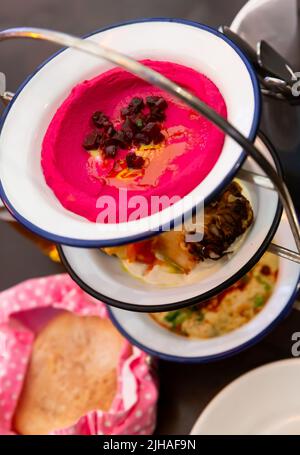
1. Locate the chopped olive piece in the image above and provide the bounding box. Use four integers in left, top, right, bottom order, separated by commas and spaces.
106, 131, 130, 149
106, 125, 116, 137
153, 131, 165, 144
146, 96, 168, 110
121, 97, 144, 117
141, 122, 164, 144
122, 129, 134, 144
85, 95, 167, 155
126, 152, 145, 169
92, 111, 112, 129
133, 133, 151, 146
82, 130, 101, 150
146, 109, 166, 123
130, 97, 145, 112
122, 116, 135, 130
121, 117, 137, 139
120, 107, 129, 118
142, 122, 160, 137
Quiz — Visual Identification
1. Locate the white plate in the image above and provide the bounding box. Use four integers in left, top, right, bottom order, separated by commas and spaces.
107, 213, 300, 361
0, 19, 260, 247
59, 134, 282, 311
191, 359, 300, 434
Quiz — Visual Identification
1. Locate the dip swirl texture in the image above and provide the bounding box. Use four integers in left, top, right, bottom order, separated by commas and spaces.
41, 60, 227, 222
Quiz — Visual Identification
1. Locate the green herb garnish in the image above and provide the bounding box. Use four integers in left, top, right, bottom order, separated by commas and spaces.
196, 311, 204, 322
255, 274, 271, 292
164, 310, 188, 327
135, 118, 143, 128
164, 310, 181, 323
254, 294, 265, 308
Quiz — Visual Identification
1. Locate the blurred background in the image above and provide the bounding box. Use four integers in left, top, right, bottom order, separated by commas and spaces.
0, 0, 247, 91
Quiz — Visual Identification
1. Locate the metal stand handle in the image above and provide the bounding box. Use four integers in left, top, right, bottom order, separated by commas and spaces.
0, 27, 300, 262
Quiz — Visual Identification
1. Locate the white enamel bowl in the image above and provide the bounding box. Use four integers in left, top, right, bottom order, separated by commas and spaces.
59, 134, 282, 311
107, 215, 300, 362
0, 19, 260, 247
190, 359, 300, 433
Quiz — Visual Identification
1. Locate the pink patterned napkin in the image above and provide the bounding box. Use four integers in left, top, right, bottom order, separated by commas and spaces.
0, 274, 158, 435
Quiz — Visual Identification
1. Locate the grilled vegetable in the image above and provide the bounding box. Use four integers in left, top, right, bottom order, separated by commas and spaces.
187, 181, 253, 261
102, 181, 253, 273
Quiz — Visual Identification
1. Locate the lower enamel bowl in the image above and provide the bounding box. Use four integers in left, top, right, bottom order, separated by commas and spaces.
107, 213, 300, 362
59, 134, 283, 312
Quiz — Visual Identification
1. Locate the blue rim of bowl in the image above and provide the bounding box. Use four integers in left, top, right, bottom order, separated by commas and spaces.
0, 18, 261, 247
58, 132, 283, 313
107, 276, 300, 363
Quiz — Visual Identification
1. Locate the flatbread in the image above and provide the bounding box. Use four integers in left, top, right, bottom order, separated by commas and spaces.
13, 311, 125, 435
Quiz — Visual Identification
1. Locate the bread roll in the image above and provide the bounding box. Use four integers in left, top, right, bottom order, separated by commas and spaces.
13, 311, 125, 435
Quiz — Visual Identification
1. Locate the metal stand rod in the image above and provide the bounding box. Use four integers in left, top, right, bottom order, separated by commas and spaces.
237, 168, 275, 191
0, 91, 14, 106
268, 243, 300, 264
0, 27, 299, 255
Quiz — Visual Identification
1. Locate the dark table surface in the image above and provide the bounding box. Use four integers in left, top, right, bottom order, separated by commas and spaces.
1, 0, 300, 435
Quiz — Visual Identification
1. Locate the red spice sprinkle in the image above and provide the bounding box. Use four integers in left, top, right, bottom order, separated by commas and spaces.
260, 265, 271, 276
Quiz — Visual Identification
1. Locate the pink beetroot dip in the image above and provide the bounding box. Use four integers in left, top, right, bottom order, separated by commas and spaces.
41, 60, 227, 222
